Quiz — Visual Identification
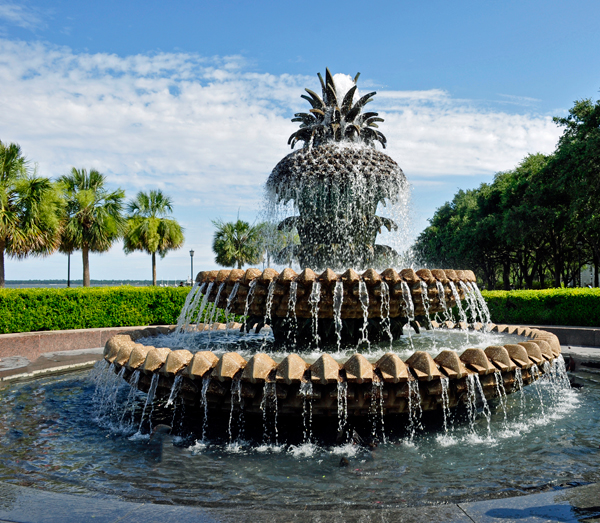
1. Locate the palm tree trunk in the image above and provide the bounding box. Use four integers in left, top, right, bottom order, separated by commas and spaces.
83, 246, 91, 287
0, 239, 5, 288
152, 252, 157, 286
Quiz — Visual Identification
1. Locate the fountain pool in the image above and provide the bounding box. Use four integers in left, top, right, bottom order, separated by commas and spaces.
0, 355, 598, 509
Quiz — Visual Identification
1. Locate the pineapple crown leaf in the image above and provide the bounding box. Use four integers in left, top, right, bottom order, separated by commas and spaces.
288, 69, 387, 149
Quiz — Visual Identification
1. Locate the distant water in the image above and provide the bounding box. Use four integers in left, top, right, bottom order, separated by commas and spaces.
4, 280, 184, 289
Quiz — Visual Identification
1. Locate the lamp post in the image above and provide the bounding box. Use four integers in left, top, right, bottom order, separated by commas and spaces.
577, 241, 583, 287
189, 249, 195, 284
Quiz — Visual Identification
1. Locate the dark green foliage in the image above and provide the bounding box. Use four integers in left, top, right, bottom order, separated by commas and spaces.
481, 288, 600, 326
0, 286, 191, 333
415, 93, 600, 290
288, 68, 386, 149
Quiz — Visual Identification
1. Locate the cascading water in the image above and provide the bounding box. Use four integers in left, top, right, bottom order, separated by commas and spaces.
370, 377, 386, 444
228, 380, 243, 444
207, 283, 226, 339
440, 377, 452, 434
166, 374, 183, 408
459, 281, 479, 324
530, 365, 546, 419
174, 281, 201, 334
493, 371, 508, 424
337, 380, 348, 440
406, 380, 422, 441
286, 280, 298, 344
449, 281, 468, 327
465, 374, 492, 437
263, 280, 276, 327
514, 367, 526, 416
309, 281, 321, 348
333, 280, 344, 351
137, 373, 160, 436
193, 281, 213, 331
260, 280, 277, 349
472, 282, 492, 326
200, 375, 210, 441
358, 280, 370, 348
401, 281, 415, 348
224, 281, 240, 331
380, 281, 393, 347
180, 282, 205, 334
420, 281, 431, 326
119, 370, 141, 432
435, 280, 452, 323
260, 382, 279, 445
299, 380, 314, 443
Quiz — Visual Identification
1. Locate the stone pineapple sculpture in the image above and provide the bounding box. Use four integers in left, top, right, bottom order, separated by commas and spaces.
266, 69, 407, 271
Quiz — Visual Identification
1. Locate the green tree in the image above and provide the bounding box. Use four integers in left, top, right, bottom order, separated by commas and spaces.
58, 168, 125, 287
212, 219, 262, 269
0, 141, 63, 287
549, 97, 600, 286
123, 190, 185, 285
414, 188, 503, 288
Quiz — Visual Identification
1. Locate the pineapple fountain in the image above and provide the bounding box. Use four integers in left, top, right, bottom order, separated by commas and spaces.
101, 70, 569, 443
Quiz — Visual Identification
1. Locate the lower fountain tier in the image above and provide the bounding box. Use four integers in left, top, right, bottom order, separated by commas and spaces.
103, 326, 562, 417
195, 267, 477, 321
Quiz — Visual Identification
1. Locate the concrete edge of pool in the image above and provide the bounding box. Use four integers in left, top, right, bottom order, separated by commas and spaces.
1, 324, 599, 522
0, 480, 599, 523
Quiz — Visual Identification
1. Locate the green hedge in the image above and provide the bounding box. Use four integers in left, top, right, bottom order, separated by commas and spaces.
3, 286, 598, 335
0, 286, 191, 334
481, 288, 600, 327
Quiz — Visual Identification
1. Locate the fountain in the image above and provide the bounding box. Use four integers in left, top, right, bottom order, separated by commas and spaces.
100, 69, 567, 436
1, 70, 593, 512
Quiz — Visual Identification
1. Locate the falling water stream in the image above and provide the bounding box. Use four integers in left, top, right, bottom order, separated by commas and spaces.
333, 280, 344, 351
309, 281, 322, 348
380, 281, 393, 347
358, 280, 370, 348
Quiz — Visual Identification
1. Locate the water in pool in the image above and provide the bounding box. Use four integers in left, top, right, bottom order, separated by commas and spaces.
0, 353, 598, 509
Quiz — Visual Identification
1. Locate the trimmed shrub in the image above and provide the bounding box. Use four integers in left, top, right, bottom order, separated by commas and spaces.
0, 286, 191, 334
481, 288, 600, 327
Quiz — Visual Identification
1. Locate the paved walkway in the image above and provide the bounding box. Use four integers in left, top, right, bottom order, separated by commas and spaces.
0, 481, 598, 522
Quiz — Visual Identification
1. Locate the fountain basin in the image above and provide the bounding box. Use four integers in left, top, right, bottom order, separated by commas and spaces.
101, 323, 563, 420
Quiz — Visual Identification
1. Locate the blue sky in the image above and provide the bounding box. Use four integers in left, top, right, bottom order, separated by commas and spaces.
1, 0, 600, 281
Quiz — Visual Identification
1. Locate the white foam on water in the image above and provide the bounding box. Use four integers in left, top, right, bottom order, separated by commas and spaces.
128, 432, 150, 441
329, 443, 361, 458
435, 434, 458, 447
255, 443, 285, 454
188, 440, 208, 454
224, 441, 246, 454
289, 442, 320, 458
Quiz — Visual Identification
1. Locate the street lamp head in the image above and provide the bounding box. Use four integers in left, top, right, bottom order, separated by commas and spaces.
190, 249, 195, 257
576, 241, 583, 249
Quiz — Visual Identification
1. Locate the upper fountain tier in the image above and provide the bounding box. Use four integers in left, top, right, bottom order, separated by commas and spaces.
266, 69, 407, 271
195, 267, 478, 345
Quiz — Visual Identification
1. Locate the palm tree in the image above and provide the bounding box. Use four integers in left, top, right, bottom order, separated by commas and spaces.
212, 219, 262, 269
58, 168, 125, 287
123, 190, 185, 285
0, 141, 63, 287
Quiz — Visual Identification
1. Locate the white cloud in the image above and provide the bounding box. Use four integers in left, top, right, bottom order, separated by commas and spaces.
0, 39, 563, 280
0, 1, 44, 30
